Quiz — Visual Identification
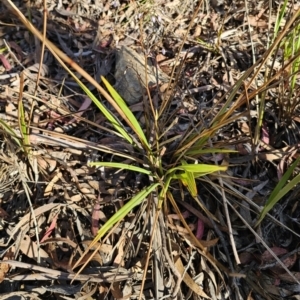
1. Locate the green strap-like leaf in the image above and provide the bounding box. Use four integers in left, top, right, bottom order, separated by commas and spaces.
167, 163, 227, 175
90, 183, 159, 248
88, 161, 152, 175
102, 76, 150, 151
75, 78, 134, 145
256, 157, 300, 226
0, 119, 22, 148
18, 96, 31, 152
174, 171, 197, 197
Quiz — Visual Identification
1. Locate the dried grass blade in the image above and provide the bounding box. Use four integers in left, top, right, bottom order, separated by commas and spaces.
186, 148, 237, 156
174, 256, 210, 299
167, 191, 228, 276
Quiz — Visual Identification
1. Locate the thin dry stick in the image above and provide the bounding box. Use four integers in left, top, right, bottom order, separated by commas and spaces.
207, 133, 240, 264
152, 207, 163, 299
159, 0, 203, 117
18, 165, 41, 264
134, 201, 151, 257
34, 0, 47, 97
158, 212, 182, 298
219, 179, 240, 264
167, 191, 228, 276
138, 207, 160, 300
28, 0, 48, 139
3, 260, 132, 282
227, 199, 300, 285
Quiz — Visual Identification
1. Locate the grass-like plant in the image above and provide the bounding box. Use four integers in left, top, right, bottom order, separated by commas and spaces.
87, 77, 228, 231
253, 3, 300, 226
256, 157, 300, 226
275, 0, 300, 119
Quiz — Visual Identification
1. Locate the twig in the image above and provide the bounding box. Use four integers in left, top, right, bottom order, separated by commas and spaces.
159, 212, 182, 298
258, 247, 300, 270
227, 200, 300, 285
207, 136, 240, 264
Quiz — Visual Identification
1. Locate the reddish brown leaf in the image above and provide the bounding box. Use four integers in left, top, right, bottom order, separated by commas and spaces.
261, 247, 287, 263
40, 215, 58, 243
91, 201, 101, 237
0, 54, 12, 70
8, 41, 24, 60
261, 122, 269, 145
196, 219, 204, 240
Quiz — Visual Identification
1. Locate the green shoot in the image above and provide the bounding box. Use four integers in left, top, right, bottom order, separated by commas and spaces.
256, 157, 300, 226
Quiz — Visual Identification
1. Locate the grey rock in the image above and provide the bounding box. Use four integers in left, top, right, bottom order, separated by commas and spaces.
114, 46, 168, 105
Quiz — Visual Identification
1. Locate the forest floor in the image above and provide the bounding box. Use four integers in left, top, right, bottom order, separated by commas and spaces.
0, 0, 300, 299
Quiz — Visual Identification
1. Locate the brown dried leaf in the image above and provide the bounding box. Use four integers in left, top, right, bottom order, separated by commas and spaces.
0, 207, 9, 218
0, 270, 4, 283
113, 236, 125, 266
247, 14, 268, 28
261, 247, 287, 263
70, 194, 82, 202
8, 41, 23, 60
88, 180, 101, 191
37, 156, 57, 173
111, 282, 125, 299
40, 215, 58, 243
44, 171, 62, 196
271, 253, 297, 273
196, 219, 204, 239
0, 248, 13, 283
174, 256, 210, 299
91, 201, 101, 237
156, 53, 167, 63
19, 235, 51, 264
67, 96, 92, 124
278, 271, 300, 283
